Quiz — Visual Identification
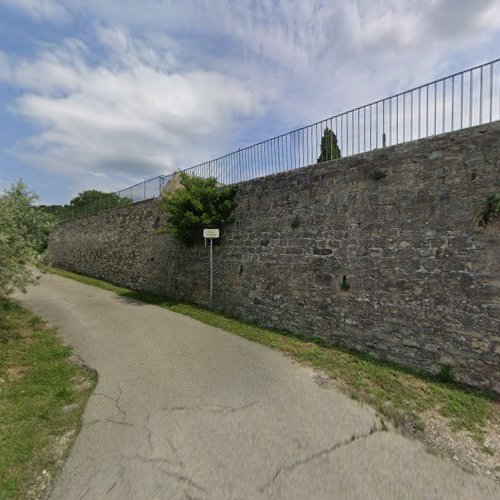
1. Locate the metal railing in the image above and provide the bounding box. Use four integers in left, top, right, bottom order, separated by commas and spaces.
61, 57, 500, 221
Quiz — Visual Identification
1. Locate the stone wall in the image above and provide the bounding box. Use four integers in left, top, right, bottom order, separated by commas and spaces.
49, 123, 500, 392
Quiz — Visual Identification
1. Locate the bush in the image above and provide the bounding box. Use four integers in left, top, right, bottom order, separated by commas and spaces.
478, 194, 500, 226
160, 173, 237, 245
0, 181, 55, 294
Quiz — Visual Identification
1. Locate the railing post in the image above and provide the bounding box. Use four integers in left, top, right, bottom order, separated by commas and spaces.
382, 133, 387, 148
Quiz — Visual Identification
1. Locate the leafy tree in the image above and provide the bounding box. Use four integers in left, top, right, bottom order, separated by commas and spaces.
69, 190, 131, 209
37, 204, 69, 219
0, 181, 55, 295
160, 173, 237, 245
317, 127, 341, 163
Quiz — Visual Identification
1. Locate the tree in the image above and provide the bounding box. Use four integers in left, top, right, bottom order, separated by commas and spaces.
160, 173, 237, 245
0, 181, 56, 295
69, 190, 131, 209
317, 127, 341, 163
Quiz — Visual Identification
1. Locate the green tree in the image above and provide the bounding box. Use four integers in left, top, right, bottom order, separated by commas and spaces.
0, 181, 55, 295
317, 127, 341, 163
69, 190, 131, 209
160, 173, 237, 245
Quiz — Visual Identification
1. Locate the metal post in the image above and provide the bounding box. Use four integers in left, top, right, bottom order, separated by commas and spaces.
209, 239, 213, 309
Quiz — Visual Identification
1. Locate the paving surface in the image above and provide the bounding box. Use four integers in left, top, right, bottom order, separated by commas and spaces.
17, 274, 500, 500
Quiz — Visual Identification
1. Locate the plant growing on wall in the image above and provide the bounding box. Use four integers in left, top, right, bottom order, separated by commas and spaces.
317, 127, 341, 163
478, 194, 500, 226
160, 173, 237, 245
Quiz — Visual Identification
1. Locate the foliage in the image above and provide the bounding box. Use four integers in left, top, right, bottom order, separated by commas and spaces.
0, 181, 55, 295
370, 170, 387, 181
317, 127, 341, 163
69, 189, 131, 208
160, 173, 237, 245
438, 364, 455, 383
38, 190, 132, 221
478, 194, 500, 226
37, 204, 69, 219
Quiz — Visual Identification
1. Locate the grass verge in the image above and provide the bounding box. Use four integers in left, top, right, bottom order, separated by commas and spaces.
45, 266, 498, 446
0, 294, 96, 500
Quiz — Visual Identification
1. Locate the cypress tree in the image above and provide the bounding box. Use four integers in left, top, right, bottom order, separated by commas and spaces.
317, 127, 341, 163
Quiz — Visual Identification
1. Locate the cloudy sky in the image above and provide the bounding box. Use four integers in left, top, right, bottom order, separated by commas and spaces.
0, 0, 499, 204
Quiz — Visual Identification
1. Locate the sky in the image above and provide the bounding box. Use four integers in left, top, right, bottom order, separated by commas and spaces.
0, 0, 499, 204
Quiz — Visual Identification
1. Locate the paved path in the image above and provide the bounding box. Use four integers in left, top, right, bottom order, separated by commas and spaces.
18, 274, 499, 500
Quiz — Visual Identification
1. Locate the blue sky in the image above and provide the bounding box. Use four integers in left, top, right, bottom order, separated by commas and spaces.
0, 0, 499, 204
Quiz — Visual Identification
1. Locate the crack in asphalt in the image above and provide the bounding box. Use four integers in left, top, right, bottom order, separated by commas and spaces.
93, 382, 133, 425
143, 412, 185, 467
126, 455, 206, 493
161, 402, 258, 416
127, 454, 180, 467
144, 413, 154, 454
259, 424, 384, 493
78, 485, 91, 500
106, 476, 120, 495
155, 466, 207, 494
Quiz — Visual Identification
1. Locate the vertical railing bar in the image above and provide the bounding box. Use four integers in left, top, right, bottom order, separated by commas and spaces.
396, 95, 399, 144
369, 105, 372, 149
498, 62, 500, 119
277, 136, 281, 173
278, 136, 282, 172
426, 85, 429, 136
353, 110, 356, 154
382, 98, 392, 146
335, 116, 339, 155
403, 93, 406, 142
434, 82, 437, 135
363, 106, 366, 152
479, 66, 483, 124
418, 88, 421, 138
308, 127, 314, 165
442, 79, 446, 133
341, 113, 344, 156
460, 72, 464, 129
489, 62, 493, 122
305, 127, 308, 165
410, 91, 413, 140
381, 101, 384, 147
470, 69, 473, 127
451, 76, 455, 131
357, 108, 360, 154
302, 128, 305, 167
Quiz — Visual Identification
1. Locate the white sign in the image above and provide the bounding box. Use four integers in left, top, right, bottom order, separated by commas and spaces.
203, 228, 220, 239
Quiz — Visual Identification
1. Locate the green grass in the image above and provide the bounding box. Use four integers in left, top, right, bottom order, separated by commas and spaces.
0, 295, 96, 500
45, 266, 498, 444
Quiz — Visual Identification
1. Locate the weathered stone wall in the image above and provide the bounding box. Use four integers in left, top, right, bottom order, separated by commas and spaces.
49, 123, 500, 392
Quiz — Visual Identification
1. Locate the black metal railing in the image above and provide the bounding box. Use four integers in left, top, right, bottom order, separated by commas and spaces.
61, 57, 500, 221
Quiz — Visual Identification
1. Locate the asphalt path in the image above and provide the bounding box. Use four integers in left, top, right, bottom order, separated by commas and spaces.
17, 274, 499, 499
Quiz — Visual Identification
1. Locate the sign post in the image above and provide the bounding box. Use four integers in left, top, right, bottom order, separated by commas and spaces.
203, 229, 220, 309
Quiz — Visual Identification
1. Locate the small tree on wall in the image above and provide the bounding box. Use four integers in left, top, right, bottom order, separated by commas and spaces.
317, 127, 341, 163
160, 173, 237, 245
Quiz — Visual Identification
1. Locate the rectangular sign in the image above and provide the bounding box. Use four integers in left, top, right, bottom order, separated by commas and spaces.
203, 228, 220, 239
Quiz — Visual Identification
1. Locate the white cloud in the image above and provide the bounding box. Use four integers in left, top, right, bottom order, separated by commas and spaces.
0, 0, 69, 22
1, 30, 263, 190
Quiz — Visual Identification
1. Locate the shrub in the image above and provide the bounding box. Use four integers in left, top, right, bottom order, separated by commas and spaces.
0, 181, 55, 294
478, 194, 500, 226
160, 173, 237, 245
